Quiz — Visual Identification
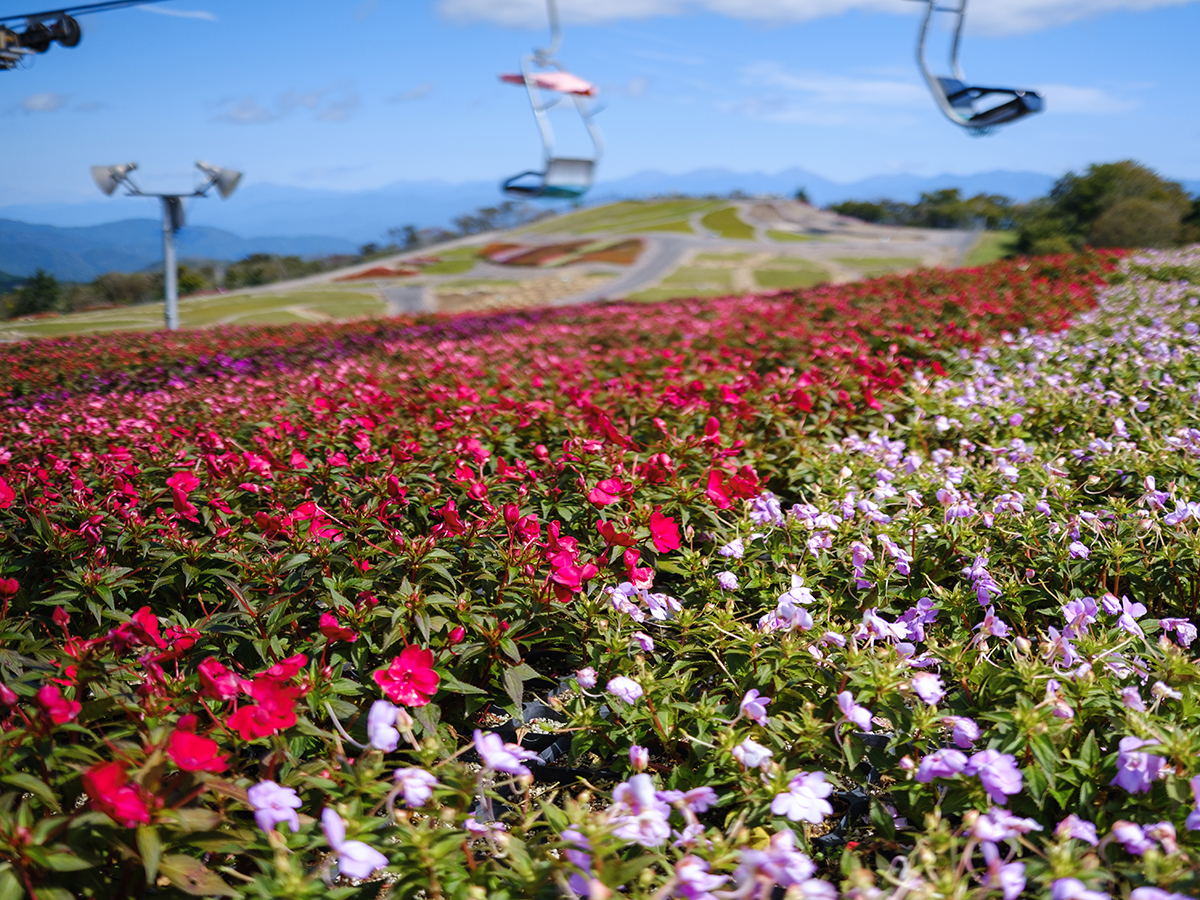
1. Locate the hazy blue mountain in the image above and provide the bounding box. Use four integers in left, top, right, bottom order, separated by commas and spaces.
0, 219, 358, 282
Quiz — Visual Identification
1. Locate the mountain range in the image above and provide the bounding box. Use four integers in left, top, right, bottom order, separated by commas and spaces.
2, 167, 1197, 281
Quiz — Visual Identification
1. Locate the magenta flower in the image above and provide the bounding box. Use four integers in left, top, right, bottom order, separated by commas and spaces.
1110, 736, 1166, 794
322, 807, 389, 880
607, 676, 644, 705
915, 748, 968, 783
837, 691, 873, 732
393, 767, 438, 808
740, 689, 772, 725
473, 729, 538, 777
246, 780, 302, 834
911, 672, 945, 706
770, 771, 833, 824
965, 750, 1023, 804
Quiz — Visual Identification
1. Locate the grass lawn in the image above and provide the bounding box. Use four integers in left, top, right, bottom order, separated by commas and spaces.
833, 256, 923, 278
767, 230, 817, 242
753, 257, 831, 289
700, 207, 755, 240
963, 232, 1018, 267
524, 200, 723, 235
0, 289, 384, 340
695, 252, 751, 263
626, 261, 737, 302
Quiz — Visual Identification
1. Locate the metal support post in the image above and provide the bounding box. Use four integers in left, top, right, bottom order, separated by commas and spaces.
161, 196, 179, 331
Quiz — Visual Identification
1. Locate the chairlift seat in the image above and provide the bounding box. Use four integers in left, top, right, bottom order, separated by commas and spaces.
503, 157, 594, 200
935, 77, 1043, 127
500, 71, 596, 96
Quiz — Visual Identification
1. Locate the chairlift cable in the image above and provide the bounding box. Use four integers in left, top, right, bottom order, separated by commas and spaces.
1, 0, 173, 26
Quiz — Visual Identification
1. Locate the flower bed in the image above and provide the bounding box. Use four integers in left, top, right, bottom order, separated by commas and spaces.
2, 249, 1199, 900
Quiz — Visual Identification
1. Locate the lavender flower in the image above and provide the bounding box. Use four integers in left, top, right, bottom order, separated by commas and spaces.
718, 538, 745, 559
246, 780, 302, 834
770, 771, 833, 824
749, 492, 785, 527
1056, 814, 1099, 846
837, 691, 873, 732
632, 631, 656, 653
575, 667, 597, 690
1188, 775, 1200, 832
1051, 878, 1110, 900
944, 716, 980, 749
732, 737, 773, 769
965, 750, 1023, 804
393, 767, 438, 808
607, 676, 644, 705
716, 570, 739, 591
610, 773, 672, 847
366, 699, 401, 752
1116, 596, 1148, 637
1110, 736, 1166, 794
911, 672, 945, 706
1068, 541, 1090, 559
739, 689, 772, 725
629, 745, 649, 772
1159, 617, 1198, 647
915, 748, 968, 783
473, 729, 539, 777
980, 841, 1025, 900
1110, 820, 1154, 855
671, 856, 727, 900
322, 808, 389, 880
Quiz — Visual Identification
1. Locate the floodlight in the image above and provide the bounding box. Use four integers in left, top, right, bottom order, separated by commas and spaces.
20, 21, 52, 53
90, 162, 137, 196
196, 161, 242, 199
52, 14, 81, 48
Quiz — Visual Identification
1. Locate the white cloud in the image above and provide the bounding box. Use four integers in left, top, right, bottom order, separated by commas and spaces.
19, 92, 69, 113
388, 82, 435, 103
721, 62, 926, 126
436, 0, 1200, 35
139, 6, 218, 20
1035, 83, 1139, 114
216, 98, 277, 125
216, 84, 360, 125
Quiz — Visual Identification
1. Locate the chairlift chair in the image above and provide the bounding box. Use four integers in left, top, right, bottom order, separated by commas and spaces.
911, 0, 1043, 134
500, 0, 603, 200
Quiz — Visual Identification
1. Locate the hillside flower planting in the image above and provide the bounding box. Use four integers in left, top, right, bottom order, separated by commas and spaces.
1, 249, 1199, 899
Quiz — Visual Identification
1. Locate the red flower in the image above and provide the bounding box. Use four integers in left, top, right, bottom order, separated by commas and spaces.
373, 646, 439, 707
166, 471, 200, 493
432, 500, 465, 536
198, 657, 246, 701
226, 677, 300, 741
0, 476, 14, 509
37, 684, 81, 724
319, 611, 358, 643
82, 762, 151, 828
167, 730, 228, 773
649, 508, 681, 553
0, 578, 17, 601
596, 519, 636, 547
703, 470, 732, 509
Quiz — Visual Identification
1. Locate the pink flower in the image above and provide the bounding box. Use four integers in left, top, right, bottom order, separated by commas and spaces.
319, 611, 358, 643
911, 672, 945, 706
167, 730, 228, 773
373, 646, 439, 706
83, 762, 151, 828
649, 508, 681, 553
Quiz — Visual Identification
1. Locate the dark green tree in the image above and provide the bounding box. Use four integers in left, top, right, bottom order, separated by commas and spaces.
9, 269, 61, 318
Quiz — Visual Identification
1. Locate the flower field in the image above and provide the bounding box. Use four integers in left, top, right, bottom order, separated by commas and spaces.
1, 247, 1199, 900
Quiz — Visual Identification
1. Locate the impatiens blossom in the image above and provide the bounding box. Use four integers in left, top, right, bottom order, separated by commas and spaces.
911, 672, 945, 706
1110, 736, 1166, 794
670, 855, 727, 900
373, 645, 439, 706
732, 830, 834, 900
1051, 878, 1110, 900
718, 538, 745, 559
632, 631, 656, 653
770, 771, 833, 824
37, 684, 80, 725
166, 730, 228, 773
1111, 821, 1155, 855
732, 738, 773, 769
1056, 814, 1100, 846
837, 691, 872, 732
629, 745, 649, 772
944, 716, 980, 749
980, 841, 1025, 900
393, 767, 438, 808
916, 749, 968, 783
321, 807, 389, 880
473, 729, 539, 777
609, 774, 672, 847
649, 508, 681, 553
366, 700, 401, 752
82, 762, 151, 828
1188, 775, 1200, 831
246, 780, 302, 834
575, 667, 597, 689
739, 689, 771, 725
319, 610, 357, 643
717, 570, 739, 591
607, 676, 644, 705
965, 750, 1024, 805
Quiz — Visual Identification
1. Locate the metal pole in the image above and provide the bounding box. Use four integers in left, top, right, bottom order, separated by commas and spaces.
161, 196, 178, 331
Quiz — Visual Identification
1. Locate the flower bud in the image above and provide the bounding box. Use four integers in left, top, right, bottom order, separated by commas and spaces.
448, 626, 466, 645
1014, 636, 1032, 654
0, 683, 17, 706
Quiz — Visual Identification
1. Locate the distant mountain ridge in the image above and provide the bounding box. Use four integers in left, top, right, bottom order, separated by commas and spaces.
0, 219, 357, 282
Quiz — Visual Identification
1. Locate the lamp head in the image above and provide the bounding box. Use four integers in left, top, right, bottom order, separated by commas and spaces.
196, 161, 242, 199
91, 163, 137, 196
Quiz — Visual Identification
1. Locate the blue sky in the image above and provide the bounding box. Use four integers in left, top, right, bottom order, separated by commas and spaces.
1, 0, 1199, 205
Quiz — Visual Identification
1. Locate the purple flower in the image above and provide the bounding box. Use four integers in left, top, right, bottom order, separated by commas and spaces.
659, 786, 719, 815
915, 748, 968, 783
965, 750, 1023, 804
473, 729, 538, 777
671, 856, 727, 900
1116, 596, 1148, 637
632, 631, 656, 653
1068, 541, 1090, 559
1144, 821, 1178, 853
322, 808, 389, 880
716, 570, 739, 591
974, 606, 1010, 643
970, 808, 1042, 843
740, 689, 772, 725
610, 774, 672, 847
1110, 736, 1166, 794
367, 699, 401, 752
629, 744, 649, 772
1131, 890, 1193, 900
246, 780, 302, 834
1062, 597, 1098, 637
732, 737, 773, 769
561, 828, 593, 896
911, 672, 945, 706
393, 767, 438, 808
1056, 814, 1099, 846
837, 691, 873, 732
944, 716, 980, 749
1159, 617, 1198, 648
1188, 775, 1200, 831
1120, 687, 1146, 712
749, 492, 784, 527
607, 676, 644, 705
718, 538, 745, 559
981, 841, 1026, 900
1110, 820, 1154, 855
575, 667, 597, 690
1051, 879, 1110, 900
771, 771, 833, 824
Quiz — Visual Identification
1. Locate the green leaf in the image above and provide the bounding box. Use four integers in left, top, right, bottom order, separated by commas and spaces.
42, 853, 92, 873
503, 667, 524, 711
0, 867, 22, 900
137, 824, 162, 884
869, 799, 896, 841
1029, 733, 1058, 791
159, 855, 242, 897
1, 774, 61, 813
